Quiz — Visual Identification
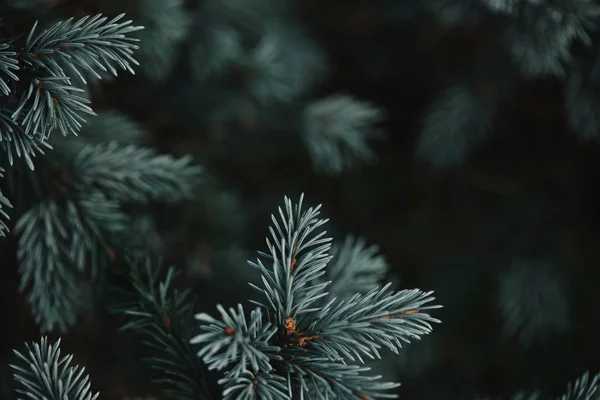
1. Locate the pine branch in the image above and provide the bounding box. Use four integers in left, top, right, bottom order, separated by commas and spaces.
416, 84, 494, 167
558, 371, 600, 400
286, 355, 400, 399
247, 194, 332, 326
193, 195, 441, 398
239, 22, 329, 105
9, 114, 202, 329
302, 94, 384, 175
72, 142, 202, 204
498, 259, 569, 347
11, 74, 94, 140
325, 235, 388, 300
0, 42, 18, 95
0, 167, 12, 237
219, 371, 288, 400
10, 337, 99, 400
16, 200, 85, 332
306, 285, 440, 363
191, 304, 281, 376
0, 13, 142, 168
16, 194, 128, 331
502, 0, 600, 77
19, 14, 143, 84
190, 25, 242, 82
0, 108, 51, 169
110, 256, 213, 400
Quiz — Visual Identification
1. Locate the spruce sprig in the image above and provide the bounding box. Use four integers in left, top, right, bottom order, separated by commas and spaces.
110, 256, 213, 400
191, 195, 441, 399
10, 337, 99, 400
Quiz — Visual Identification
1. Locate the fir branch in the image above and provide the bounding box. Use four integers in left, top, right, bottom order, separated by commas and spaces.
239, 22, 328, 105
558, 371, 600, 400
302, 94, 384, 175
16, 194, 128, 331
11, 74, 94, 139
110, 257, 212, 400
219, 371, 288, 400
286, 355, 400, 399
0, 42, 18, 95
325, 235, 388, 300
247, 194, 332, 326
16, 200, 84, 332
498, 259, 569, 347
19, 14, 143, 84
194, 195, 441, 398
306, 285, 440, 363
190, 24, 242, 81
191, 304, 281, 376
0, 13, 142, 161
0, 167, 12, 237
0, 108, 51, 169
72, 141, 203, 204
416, 84, 494, 167
11, 337, 99, 400
503, 0, 600, 77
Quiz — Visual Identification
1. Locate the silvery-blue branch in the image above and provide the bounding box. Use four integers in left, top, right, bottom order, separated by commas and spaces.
193, 195, 441, 398
11, 337, 99, 400
500, 0, 600, 77
110, 258, 213, 400
498, 258, 569, 347
0, 167, 12, 236
219, 371, 288, 400
306, 285, 440, 363
416, 84, 494, 167
0, 13, 142, 168
558, 371, 600, 400
325, 235, 388, 300
302, 94, 384, 175
248, 194, 332, 326
191, 304, 281, 376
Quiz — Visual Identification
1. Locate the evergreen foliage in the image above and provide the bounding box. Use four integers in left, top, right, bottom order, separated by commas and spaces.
302, 94, 384, 174
497, 258, 569, 347
10, 337, 99, 400
558, 371, 600, 400
2, 0, 600, 399
0, 13, 142, 148
110, 256, 213, 400
416, 84, 494, 166
324, 235, 388, 300
191, 195, 441, 398
417, 0, 600, 163
0, 166, 12, 236
8, 109, 202, 332
6, 202, 600, 399
0, 10, 144, 236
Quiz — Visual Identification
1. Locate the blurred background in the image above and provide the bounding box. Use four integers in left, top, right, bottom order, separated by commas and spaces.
1, 0, 600, 399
